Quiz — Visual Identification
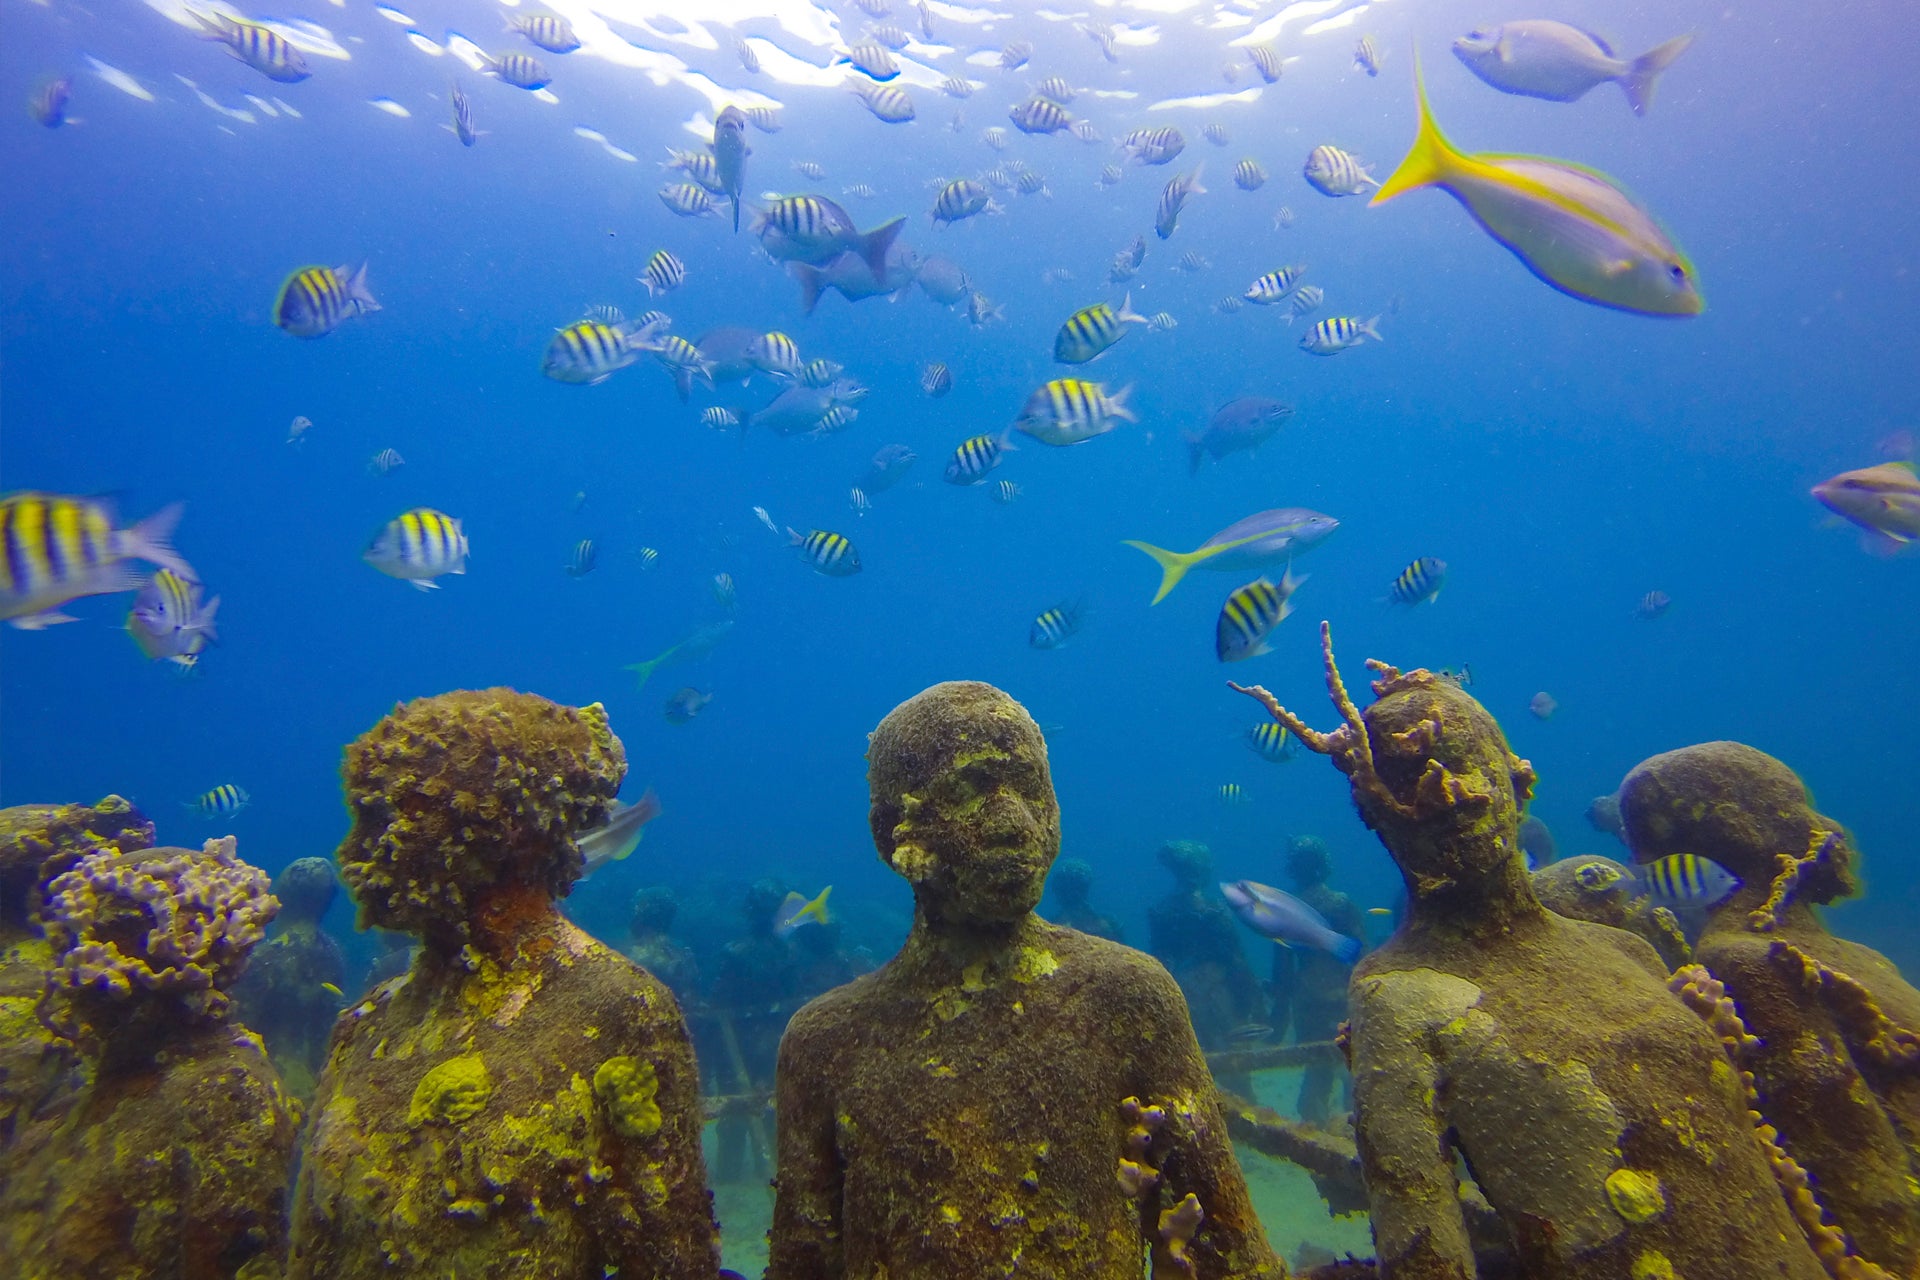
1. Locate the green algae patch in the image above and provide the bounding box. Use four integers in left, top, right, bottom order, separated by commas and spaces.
1010, 946, 1058, 984
1631, 1248, 1676, 1279
1606, 1167, 1667, 1224
593, 1055, 662, 1139
408, 1053, 493, 1126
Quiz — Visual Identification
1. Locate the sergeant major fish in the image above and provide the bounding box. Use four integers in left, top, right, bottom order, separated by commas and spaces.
1299, 315, 1381, 355
127, 568, 220, 664
0, 493, 194, 629
1053, 294, 1147, 364
480, 51, 551, 90
1453, 22, 1693, 116
1029, 600, 1085, 649
274, 263, 379, 339
186, 784, 251, 820
1304, 145, 1376, 197
542, 315, 666, 385
1216, 567, 1306, 662
364, 508, 468, 590
1386, 556, 1446, 605
788, 527, 861, 576
1155, 166, 1205, 239
753, 195, 904, 277
1014, 379, 1135, 446
190, 11, 311, 82
944, 432, 1012, 485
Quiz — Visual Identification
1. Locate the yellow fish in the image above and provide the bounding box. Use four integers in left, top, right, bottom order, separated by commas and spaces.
1371, 60, 1702, 317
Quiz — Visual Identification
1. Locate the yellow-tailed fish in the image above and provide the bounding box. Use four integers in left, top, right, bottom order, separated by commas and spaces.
774, 885, 832, 937
1370, 59, 1702, 317
1124, 508, 1339, 604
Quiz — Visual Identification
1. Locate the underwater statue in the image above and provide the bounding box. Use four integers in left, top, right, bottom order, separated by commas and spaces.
0, 837, 298, 1280
627, 884, 701, 1004
1233, 625, 1830, 1280
1529, 854, 1691, 971
1267, 836, 1362, 1126
1148, 838, 1266, 1054
1044, 854, 1126, 941
286, 688, 720, 1280
709, 876, 800, 1185
768, 680, 1282, 1279
1620, 741, 1920, 1274
0, 794, 153, 1166
232, 855, 347, 1100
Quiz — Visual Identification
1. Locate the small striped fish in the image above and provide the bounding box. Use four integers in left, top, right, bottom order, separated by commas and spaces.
737, 38, 761, 73
701, 407, 740, 431
852, 0, 891, 16
658, 183, 717, 217
653, 335, 715, 401
842, 182, 876, 199
274, 263, 380, 339
745, 105, 782, 132
0, 493, 193, 630
1202, 123, 1230, 146
1054, 295, 1146, 364
1029, 600, 1084, 649
1354, 35, 1382, 77
940, 76, 974, 99
1281, 285, 1325, 325
1015, 169, 1050, 197
1083, 23, 1118, 62
543, 319, 654, 385
1121, 126, 1185, 165
800, 358, 845, 389
849, 487, 871, 515
842, 39, 899, 81
1176, 251, 1211, 273
852, 81, 915, 123
191, 12, 311, 83
868, 23, 911, 50
1639, 854, 1739, 906
1014, 379, 1137, 446
1247, 45, 1282, 83
1098, 164, 1124, 188
813, 405, 859, 436
788, 528, 862, 576
367, 447, 406, 475
1000, 41, 1033, 70
747, 331, 803, 377
980, 127, 1011, 151
187, 784, 250, 819
127, 568, 219, 664
993, 480, 1022, 504
1034, 76, 1078, 103
1156, 166, 1206, 240
1245, 265, 1307, 305
1386, 556, 1446, 606
566, 539, 597, 577
1304, 145, 1378, 197
364, 508, 468, 590
1233, 159, 1267, 191
1212, 296, 1245, 314
944, 433, 1010, 485
509, 13, 580, 53
1070, 119, 1102, 144
1273, 205, 1296, 230
641, 249, 686, 296
1299, 314, 1381, 355
1216, 567, 1305, 662
482, 51, 551, 90
1009, 96, 1071, 135
921, 362, 953, 398
933, 178, 993, 225
636, 547, 660, 569
666, 149, 728, 193
712, 572, 736, 607
1635, 590, 1673, 620
447, 81, 479, 146
1147, 312, 1177, 332
793, 160, 828, 180
1219, 783, 1250, 805
1246, 723, 1296, 762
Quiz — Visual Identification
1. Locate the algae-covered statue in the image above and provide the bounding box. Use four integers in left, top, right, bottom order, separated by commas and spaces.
0, 837, 298, 1280
1621, 742, 1920, 1274
1044, 855, 1125, 942
286, 688, 720, 1280
1529, 854, 1691, 972
1233, 626, 1829, 1280
233, 855, 347, 1101
1148, 839, 1266, 1056
768, 680, 1281, 1280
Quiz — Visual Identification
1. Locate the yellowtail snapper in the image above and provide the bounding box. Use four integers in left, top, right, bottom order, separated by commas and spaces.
190, 11, 311, 82
1029, 600, 1085, 649
1371, 61, 1702, 317
1013, 379, 1136, 446
127, 569, 219, 664
273, 264, 379, 339
1216, 567, 1306, 662
788, 527, 861, 576
1387, 556, 1447, 605
1638, 854, 1739, 907
0, 493, 194, 630
364, 508, 468, 590
566, 539, 597, 577
1299, 315, 1381, 355
508, 13, 580, 54
1245, 723, 1297, 762
1053, 294, 1147, 363
187, 783, 250, 820
775, 886, 832, 938
1124, 508, 1340, 604
945, 432, 1013, 485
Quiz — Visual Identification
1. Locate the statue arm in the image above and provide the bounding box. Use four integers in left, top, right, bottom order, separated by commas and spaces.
767, 1007, 845, 1280
1350, 980, 1476, 1280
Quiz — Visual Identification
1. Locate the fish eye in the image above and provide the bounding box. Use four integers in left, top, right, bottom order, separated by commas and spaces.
1667, 263, 1688, 282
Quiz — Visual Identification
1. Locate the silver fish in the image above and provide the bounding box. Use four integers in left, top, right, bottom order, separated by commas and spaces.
712, 106, 751, 232
1453, 22, 1693, 116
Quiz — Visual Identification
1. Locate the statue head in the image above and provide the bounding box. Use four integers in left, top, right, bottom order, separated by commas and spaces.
630, 885, 678, 937
868, 681, 1060, 928
1049, 856, 1095, 906
1156, 840, 1213, 890
1285, 835, 1332, 888
274, 857, 338, 924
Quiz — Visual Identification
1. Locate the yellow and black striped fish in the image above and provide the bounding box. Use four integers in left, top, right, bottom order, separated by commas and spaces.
364, 508, 468, 590
787, 527, 862, 577
747, 331, 803, 377
191, 11, 311, 83
127, 568, 220, 663
641, 249, 686, 296
543, 319, 648, 385
1233, 159, 1268, 191
1013, 379, 1137, 446
187, 783, 250, 819
1639, 854, 1739, 906
932, 178, 992, 225
1215, 567, 1305, 662
508, 13, 581, 54
944, 433, 1010, 485
1245, 265, 1307, 305
274, 263, 380, 339
1219, 782, 1250, 805
1, 492, 194, 629
1053, 294, 1146, 363
1386, 556, 1446, 606
1245, 722, 1296, 762
1029, 600, 1084, 649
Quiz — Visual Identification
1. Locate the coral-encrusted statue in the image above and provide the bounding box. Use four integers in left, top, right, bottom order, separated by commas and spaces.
233, 856, 347, 1101
286, 689, 719, 1280
1621, 741, 1920, 1275
768, 680, 1281, 1280
1529, 854, 1691, 972
0, 837, 297, 1280
1233, 627, 1828, 1280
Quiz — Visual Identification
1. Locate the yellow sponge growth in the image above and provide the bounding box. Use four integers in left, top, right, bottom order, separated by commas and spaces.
593, 1056, 662, 1139
1605, 1167, 1668, 1224
1630, 1249, 1676, 1280
408, 1053, 493, 1126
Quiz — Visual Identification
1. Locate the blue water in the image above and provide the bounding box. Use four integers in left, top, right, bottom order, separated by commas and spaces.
3, 0, 1916, 983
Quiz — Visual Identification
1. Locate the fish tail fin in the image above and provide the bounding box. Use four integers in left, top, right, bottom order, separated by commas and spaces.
1621, 33, 1693, 116
631, 786, 662, 828
1362, 315, 1383, 342
194, 596, 222, 644
671, 366, 693, 403
1184, 431, 1206, 477
786, 526, 806, 546
1108, 383, 1138, 422
801, 885, 832, 926
859, 216, 906, 278
1122, 539, 1209, 604
622, 656, 664, 690
1117, 291, 1146, 326
1371, 56, 1462, 206
1334, 935, 1363, 965
793, 263, 826, 316
128, 503, 197, 581
346, 262, 381, 313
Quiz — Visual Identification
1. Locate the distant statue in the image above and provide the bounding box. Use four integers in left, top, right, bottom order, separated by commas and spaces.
232, 856, 346, 1100
1233, 626, 1831, 1280
1267, 836, 1362, 1125
1148, 839, 1265, 1053
1044, 855, 1125, 941
708, 877, 798, 1184
286, 689, 719, 1280
627, 884, 701, 1004
1621, 741, 1920, 1274
768, 681, 1281, 1279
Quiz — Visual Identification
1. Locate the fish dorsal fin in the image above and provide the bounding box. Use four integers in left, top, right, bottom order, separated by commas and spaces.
1580, 28, 1617, 58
